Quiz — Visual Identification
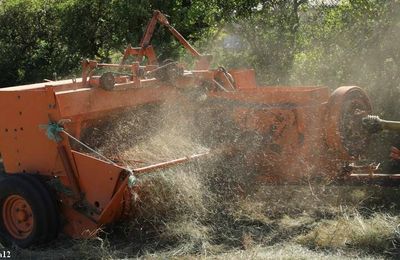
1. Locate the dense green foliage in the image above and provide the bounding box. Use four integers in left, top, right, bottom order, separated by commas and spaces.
0, 0, 399, 117
290, 0, 400, 117
0, 0, 219, 86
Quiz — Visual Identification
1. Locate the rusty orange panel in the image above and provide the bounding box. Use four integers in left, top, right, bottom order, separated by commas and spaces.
97, 177, 128, 225
71, 151, 125, 213
210, 86, 330, 106
0, 89, 65, 175
229, 69, 257, 89
55, 86, 176, 119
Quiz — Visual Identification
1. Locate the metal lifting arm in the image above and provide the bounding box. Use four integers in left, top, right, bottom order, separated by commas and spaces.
139, 10, 202, 59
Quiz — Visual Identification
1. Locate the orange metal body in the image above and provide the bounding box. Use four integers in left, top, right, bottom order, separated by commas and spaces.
209, 86, 332, 181
0, 79, 176, 237
0, 10, 372, 239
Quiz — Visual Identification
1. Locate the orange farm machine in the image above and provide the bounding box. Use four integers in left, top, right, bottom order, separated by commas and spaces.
0, 11, 376, 247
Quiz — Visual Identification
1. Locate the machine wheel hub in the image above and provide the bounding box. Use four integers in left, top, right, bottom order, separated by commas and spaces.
326, 86, 372, 158
2, 195, 34, 239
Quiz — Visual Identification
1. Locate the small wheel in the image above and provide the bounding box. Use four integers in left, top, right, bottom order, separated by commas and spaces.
326, 86, 372, 158
99, 72, 115, 91
0, 174, 59, 248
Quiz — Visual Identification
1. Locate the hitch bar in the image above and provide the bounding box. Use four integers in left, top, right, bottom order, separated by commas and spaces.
132, 151, 209, 175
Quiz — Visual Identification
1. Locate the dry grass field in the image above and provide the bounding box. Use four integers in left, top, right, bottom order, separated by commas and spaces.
8, 100, 400, 259
12, 182, 400, 259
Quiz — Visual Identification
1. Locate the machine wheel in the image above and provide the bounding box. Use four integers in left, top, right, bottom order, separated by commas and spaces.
326, 86, 372, 158
99, 72, 115, 91
0, 174, 59, 248
19, 174, 60, 242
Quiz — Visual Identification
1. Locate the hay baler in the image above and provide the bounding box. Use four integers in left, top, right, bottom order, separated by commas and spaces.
0, 10, 372, 247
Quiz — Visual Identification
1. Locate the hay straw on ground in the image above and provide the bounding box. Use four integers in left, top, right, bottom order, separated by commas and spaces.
59, 96, 400, 258
296, 213, 400, 253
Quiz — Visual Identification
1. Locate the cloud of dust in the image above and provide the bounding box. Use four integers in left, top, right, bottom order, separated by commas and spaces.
290, 3, 400, 167
75, 91, 277, 252
72, 4, 400, 254
47, 4, 400, 257
200, 2, 400, 171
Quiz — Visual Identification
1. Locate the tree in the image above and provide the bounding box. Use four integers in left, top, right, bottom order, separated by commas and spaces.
0, 0, 220, 87
209, 0, 307, 84
290, 0, 400, 117
0, 0, 78, 86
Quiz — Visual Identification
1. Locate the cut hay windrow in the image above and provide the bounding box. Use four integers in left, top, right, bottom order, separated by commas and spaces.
72, 97, 400, 258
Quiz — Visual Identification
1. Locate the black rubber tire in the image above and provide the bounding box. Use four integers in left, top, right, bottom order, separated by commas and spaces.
19, 174, 60, 242
0, 174, 58, 248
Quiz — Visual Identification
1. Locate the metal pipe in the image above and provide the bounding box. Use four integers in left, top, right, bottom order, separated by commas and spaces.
57, 146, 81, 199
133, 152, 208, 175
363, 115, 400, 133
165, 25, 202, 58
378, 119, 400, 131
